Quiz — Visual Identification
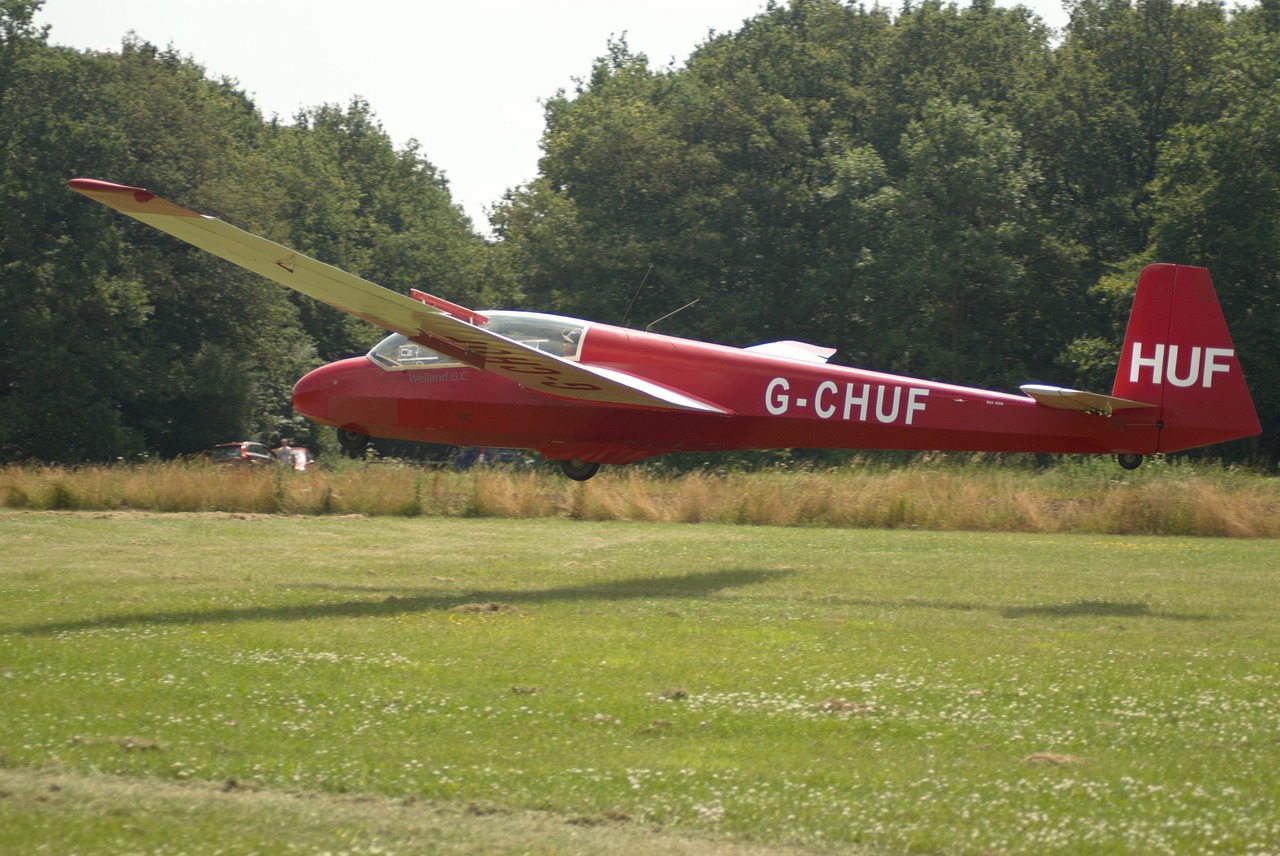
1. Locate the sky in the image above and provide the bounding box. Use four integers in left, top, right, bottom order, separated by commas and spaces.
35, 0, 1072, 229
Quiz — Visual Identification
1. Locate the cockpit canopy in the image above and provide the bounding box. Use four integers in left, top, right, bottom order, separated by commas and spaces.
367, 310, 591, 371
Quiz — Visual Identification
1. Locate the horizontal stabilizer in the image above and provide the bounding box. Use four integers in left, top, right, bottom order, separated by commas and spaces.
1020, 384, 1156, 416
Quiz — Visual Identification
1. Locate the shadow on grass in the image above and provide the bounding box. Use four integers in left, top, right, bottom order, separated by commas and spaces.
9, 567, 790, 636
1002, 600, 1175, 619
816, 593, 1215, 622
9, 574, 1218, 636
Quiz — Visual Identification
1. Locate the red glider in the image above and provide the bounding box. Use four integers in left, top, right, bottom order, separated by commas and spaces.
70, 178, 1261, 479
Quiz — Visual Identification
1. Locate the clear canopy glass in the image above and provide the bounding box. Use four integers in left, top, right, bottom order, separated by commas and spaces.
367, 311, 591, 371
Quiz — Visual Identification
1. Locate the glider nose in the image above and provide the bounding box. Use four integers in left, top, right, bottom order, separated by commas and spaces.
292, 360, 352, 421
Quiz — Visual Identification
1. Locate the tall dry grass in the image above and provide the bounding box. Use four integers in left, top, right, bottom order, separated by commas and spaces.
2, 458, 1276, 537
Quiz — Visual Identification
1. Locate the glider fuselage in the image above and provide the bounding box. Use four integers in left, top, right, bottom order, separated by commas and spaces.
292, 318, 1158, 465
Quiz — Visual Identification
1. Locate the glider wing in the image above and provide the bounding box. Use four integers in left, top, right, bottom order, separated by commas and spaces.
68, 179, 729, 414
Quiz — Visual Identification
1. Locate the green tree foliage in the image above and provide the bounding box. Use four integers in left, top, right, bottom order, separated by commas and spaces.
262, 99, 498, 362
833, 99, 1077, 385
503, 0, 1072, 380
1022, 0, 1227, 269
1139, 6, 1280, 457
0, 1, 487, 461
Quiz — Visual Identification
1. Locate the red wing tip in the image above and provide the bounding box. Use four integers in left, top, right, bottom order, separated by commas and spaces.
68, 177, 149, 198
67, 178, 199, 217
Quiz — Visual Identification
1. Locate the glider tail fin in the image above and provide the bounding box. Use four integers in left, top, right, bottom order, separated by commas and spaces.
1111, 264, 1261, 453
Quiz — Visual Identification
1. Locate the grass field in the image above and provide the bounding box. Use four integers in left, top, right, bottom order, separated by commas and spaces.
2, 510, 1278, 854
4, 456, 1279, 536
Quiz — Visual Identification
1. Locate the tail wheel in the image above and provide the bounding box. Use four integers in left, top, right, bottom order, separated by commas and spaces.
559, 459, 601, 481
337, 428, 370, 457
1116, 453, 1143, 470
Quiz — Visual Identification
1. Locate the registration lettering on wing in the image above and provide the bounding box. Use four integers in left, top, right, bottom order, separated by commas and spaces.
765, 377, 929, 425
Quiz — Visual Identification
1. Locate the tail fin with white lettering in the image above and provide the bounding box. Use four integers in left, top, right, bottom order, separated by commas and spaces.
1112, 264, 1261, 453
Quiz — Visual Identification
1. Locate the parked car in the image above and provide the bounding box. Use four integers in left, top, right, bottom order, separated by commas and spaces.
207, 441, 276, 466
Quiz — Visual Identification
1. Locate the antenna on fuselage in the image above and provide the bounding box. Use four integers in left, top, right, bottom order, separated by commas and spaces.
621, 265, 653, 327
646, 298, 700, 332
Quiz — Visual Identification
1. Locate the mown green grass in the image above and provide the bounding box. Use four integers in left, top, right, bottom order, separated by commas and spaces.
2, 511, 1278, 854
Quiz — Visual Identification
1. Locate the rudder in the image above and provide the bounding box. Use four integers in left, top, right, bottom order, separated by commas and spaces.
1112, 264, 1261, 453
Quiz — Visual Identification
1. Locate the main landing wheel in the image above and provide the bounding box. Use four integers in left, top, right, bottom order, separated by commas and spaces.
1116, 453, 1144, 471
336, 428, 370, 458
559, 459, 601, 481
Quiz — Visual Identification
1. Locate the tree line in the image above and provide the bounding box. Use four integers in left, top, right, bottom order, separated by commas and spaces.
2, 0, 1276, 464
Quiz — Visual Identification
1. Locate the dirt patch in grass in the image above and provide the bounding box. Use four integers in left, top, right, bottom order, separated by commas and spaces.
1023, 753, 1086, 766
0, 768, 818, 855
450, 602, 520, 613
69, 735, 166, 751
